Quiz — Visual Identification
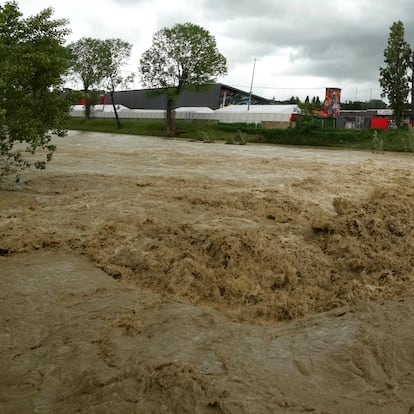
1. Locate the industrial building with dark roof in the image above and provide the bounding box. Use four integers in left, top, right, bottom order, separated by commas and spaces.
107, 83, 272, 110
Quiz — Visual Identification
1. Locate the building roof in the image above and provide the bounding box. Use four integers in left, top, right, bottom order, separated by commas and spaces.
108, 83, 272, 110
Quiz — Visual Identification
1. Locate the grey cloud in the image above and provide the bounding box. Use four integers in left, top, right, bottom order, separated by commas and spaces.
126, 0, 414, 100
200, 0, 414, 91
201, 0, 284, 19
33, 0, 414, 101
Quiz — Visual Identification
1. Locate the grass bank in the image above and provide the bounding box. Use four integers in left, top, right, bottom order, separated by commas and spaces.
66, 117, 414, 153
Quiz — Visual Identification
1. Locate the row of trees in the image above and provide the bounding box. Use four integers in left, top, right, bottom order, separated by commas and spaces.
340, 100, 388, 110
69, 37, 133, 128
277, 97, 388, 111
0, 2, 227, 177
69, 23, 227, 135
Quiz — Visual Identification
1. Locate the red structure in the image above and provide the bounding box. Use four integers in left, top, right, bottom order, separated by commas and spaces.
312, 87, 341, 118
76, 94, 107, 105
371, 117, 389, 130
323, 88, 341, 118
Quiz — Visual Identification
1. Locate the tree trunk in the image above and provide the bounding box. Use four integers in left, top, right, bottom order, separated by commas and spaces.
166, 97, 176, 137
395, 106, 402, 127
85, 89, 91, 120
110, 90, 121, 129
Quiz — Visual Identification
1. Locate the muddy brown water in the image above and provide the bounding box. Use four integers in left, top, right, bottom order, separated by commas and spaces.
1, 131, 414, 413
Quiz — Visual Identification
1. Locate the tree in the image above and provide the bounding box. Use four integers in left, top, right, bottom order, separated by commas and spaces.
68, 37, 108, 119
0, 1, 71, 178
379, 21, 412, 126
367, 99, 387, 109
102, 39, 134, 129
298, 97, 322, 115
286, 96, 300, 104
140, 22, 227, 136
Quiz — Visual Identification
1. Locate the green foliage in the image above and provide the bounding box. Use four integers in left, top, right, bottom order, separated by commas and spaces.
139, 22, 227, 136
403, 126, 414, 152
215, 123, 259, 134
196, 130, 214, 143
379, 21, 412, 126
225, 129, 246, 145
258, 128, 363, 148
297, 99, 323, 115
367, 99, 388, 109
372, 130, 384, 153
294, 114, 324, 132
0, 1, 71, 178
68, 37, 108, 118
65, 118, 166, 137
69, 37, 134, 126
102, 39, 133, 89
283, 96, 301, 104
341, 99, 388, 110
68, 37, 108, 90
140, 22, 227, 90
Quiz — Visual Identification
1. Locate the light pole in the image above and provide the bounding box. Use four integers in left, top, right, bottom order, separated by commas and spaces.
247, 58, 257, 111
411, 51, 414, 124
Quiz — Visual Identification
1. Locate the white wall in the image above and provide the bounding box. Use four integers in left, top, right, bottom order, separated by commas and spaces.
71, 105, 298, 124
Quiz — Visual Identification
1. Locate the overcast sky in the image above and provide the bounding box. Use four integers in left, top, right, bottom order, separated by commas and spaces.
17, 0, 414, 102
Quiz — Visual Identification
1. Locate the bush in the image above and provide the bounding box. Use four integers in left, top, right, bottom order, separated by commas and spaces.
225, 129, 246, 145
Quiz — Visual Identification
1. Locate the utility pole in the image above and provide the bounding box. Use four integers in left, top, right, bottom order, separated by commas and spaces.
247, 58, 257, 111
411, 50, 414, 124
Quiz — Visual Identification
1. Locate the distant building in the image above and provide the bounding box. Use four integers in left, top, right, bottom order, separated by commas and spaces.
107, 83, 272, 110
337, 109, 393, 130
